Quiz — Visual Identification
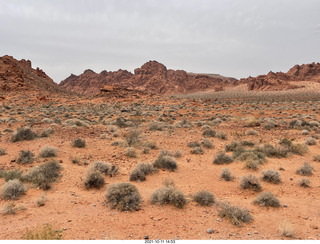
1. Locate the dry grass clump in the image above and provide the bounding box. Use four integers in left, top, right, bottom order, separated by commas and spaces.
89, 161, 118, 177
190, 147, 204, 154
213, 152, 233, 164
220, 168, 234, 181
202, 127, 216, 137
84, 171, 105, 189
129, 162, 157, 182
154, 152, 177, 171
123, 128, 141, 146
1, 202, 18, 215
64, 118, 89, 128
253, 192, 280, 207
39, 146, 58, 158
71, 138, 86, 148
187, 141, 201, 148
313, 155, 320, 162
11, 127, 37, 142
216, 131, 227, 140
298, 177, 311, 188
39, 127, 54, 138
1, 179, 27, 199
255, 143, 289, 158
201, 138, 213, 149
125, 147, 137, 158
261, 170, 282, 184
296, 162, 314, 176
289, 143, 308, 155
278, 220, 294, 237
246, 129, 258, 135
105, 182, 142, 211
176, 117, 193, 128
0, 148, 7, 155
193, 190, 215, 206
23, 160, 62, 190
0, 169, 23, 182
151, 185, 187, 209
36, 193, 47, 207
17, 150, 35, 164
144, 141, 158, 150
22, 224, 62, 240
240, 175, 262, 192
305, 137, 316, 145
217, 202, 253, 226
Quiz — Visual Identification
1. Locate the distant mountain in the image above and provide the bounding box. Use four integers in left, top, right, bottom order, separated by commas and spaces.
60, 61, 237, 95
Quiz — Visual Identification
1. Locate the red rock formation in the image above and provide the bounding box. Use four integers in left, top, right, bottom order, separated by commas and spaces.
0, 55, 66, 94
286, 62, 320, 81
60, 60, 230, 95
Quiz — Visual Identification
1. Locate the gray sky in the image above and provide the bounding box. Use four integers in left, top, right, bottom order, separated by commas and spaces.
1, 0, 319, 83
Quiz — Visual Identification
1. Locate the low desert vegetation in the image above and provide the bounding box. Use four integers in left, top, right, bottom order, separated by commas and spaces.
261, 170, 282, 184
129, 162, 157, 182
240, 175, 262, 192
39, 127, 54, 138
313, 155, 320, 162
151, 185, 187, 209
0, 148, 7, 155
192, 190, 215, 206
201, 138, 213, 149
72, 138, 86, 148
213, 152, 233, 164
22, 224, 62, 240
17, 150, 35, 164
1, 179, 27, 199
296, 162, 314, 176
23, 160, 62, 190
11, 127, 38, 142
0, 169, 23, 182
39, 146, 58, 158
217, 202, 253, 226
125, 147, 137, 158
1, 202, 19, 215
105, 182, 142, 211
84, 170, 105, 189
36, 193, 47, 207
278, 220, 295, 237
220, 168, 234, 181
154, 152, 177, 171
88, 161, 117, 177
190, 146, 204, 154
298, 177, 311, 188
253, 192, 280, 207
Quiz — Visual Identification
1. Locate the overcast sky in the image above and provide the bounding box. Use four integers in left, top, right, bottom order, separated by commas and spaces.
1, 0, 319, 83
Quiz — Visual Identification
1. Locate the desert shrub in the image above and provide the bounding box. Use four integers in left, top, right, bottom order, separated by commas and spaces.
144, 141, 158, 150
11, 127, 37, 142
213, 153, 233, 165
0, 148, 7, 155
299, 177, 311, 188
72, 138, 86, 148
306, 137, 316, 145
154, 154, 177, 171
289, 143, 308, 155
216, 131, 227, 140
261, 170, 281, 184
17, 150, 35, 164
255, 144, 288, 158
158, 149, 173, 158
149, 121, 164, 131
190, 147, 204, 155
23, 160, 62, 190
22, 224, 62, 240
105, 182, 142, 211
246, 129, 258, 136
225, 141, 243, 152
1, 202, 17, 215
0, 169, 23, 181
245, 160, 260, 170
220, 168, 234, 181
313, 155, 320, 162
151, 186, 187, 208
193, 190, 215, 206
108, 125, 118, 133
176, 118, 193, 128
187, 141, 201, 148
70, 156, 82, 165
202, 128, 216, 137
174, 150, 183, 158
36, 193, 47, 207
39, 127, 54, 138
217, 202, 253, 226
278, 137, 293, 147
240, 175, 262, 192
142, 147, 150, 154
201, 138, 213, 149
129, 162, 157, 182
89, 161, 117, 176
39, 146, 58, 158
123, 128, 141, 146
264, 120, 276, 130
296, 162, 314, 176
301, 129, 310, 135
64, 118, 89, 128
1, 179, 27, 199
125, 147, 137, 158
279, 220, 294, 237
245, 117, 260, 127
253, 192, 280, 207
84, 170, 105, 189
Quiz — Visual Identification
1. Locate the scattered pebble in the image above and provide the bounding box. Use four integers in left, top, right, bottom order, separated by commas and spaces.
144, 235, 149, 240
207, 228, 213, 234
63, 227, 67, 231
254, 231, 258, 234
93, 204, 96, 207
248, 232, 251, 235
216, 218, 222, 222
283, 204, 287, 208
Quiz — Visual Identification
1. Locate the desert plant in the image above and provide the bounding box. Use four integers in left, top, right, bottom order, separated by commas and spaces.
174, 150, 183, 158
298, 177, 311, 188
89, 161, 117, 176
1, 179, 27, 199
190, 147, 204, 154
217, 202, 253, 226
220, 168, 234, 181
289, 143, 308, 155
313, 155, 320, 162
279, 220, 294, 237
176, 117, 193, 128
1, 202, 17, 215
0, 169, 23, 182
253, 192, 280, 207
246, 129, 258, 136
0, 148, 7, 155
72, 138, 86, 148
151, 185, 187, 208
201, 138, 213, 149
22, 224, 62, 240
187, 141, 201, 148
144, 141, 158, 150
11, 127, 37, 142
216, 131, 227, 140
245, 159, 260, 170
36, 193, 47, 207
261, 170, 281, 184
123, 128, 141, 146
17, 150, 35, 164
39, 127, 54, 138
193, 190, 215, 206
129, 162, 157, 182
296, 162, 314, 176
105, 182, 142, 211
125, 147, 137, 158
202, 128, 216, 137
240, 175, 262, 192
39, 146, 58, 158
84, 170, 105, 189
306, 137, 316, 145
23, 160, 62, 190
154, 153, 177, 172
213, 152, 233, 165
142, 147, 150, 154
